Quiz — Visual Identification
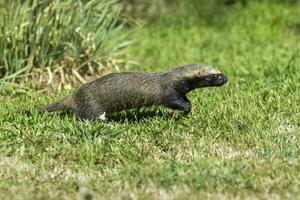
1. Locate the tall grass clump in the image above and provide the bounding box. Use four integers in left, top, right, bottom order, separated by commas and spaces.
0, 0, 129, 91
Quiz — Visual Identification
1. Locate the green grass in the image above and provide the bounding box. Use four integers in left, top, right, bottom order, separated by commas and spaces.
1, 1, 300, 199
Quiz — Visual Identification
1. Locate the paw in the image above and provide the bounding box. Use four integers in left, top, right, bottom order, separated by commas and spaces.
97, 112, 107, 121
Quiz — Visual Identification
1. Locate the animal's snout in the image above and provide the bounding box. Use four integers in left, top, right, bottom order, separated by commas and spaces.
220, 74, 228, 83
214, 74, 228, 86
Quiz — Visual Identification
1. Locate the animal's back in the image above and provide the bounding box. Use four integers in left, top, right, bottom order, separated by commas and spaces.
74, 72, 167, 117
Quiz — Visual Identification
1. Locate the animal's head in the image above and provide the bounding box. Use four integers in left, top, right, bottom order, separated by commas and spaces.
168, 64, 228, 88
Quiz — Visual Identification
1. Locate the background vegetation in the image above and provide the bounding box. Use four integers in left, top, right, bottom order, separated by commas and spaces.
0, 0, 300, 199
0, 0, 128, 92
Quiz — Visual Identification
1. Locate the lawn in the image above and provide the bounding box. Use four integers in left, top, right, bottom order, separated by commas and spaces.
0, 1, 300, 199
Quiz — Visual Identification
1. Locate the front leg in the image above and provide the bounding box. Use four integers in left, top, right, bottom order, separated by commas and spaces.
164, 96, 192, 114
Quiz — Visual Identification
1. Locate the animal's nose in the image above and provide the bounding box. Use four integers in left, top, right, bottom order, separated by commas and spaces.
215, 74, 228, 86
221, 75, 228, 83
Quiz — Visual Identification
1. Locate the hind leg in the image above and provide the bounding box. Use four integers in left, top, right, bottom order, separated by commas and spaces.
75, 107, 105, 121
97, 112, 107, 121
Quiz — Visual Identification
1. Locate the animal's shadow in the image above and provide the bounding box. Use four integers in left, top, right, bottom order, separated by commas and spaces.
50, 108, 186, 123
107, 109, 185, 123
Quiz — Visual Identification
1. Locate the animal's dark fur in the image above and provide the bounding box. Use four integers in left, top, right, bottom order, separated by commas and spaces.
44, 64, 228, 120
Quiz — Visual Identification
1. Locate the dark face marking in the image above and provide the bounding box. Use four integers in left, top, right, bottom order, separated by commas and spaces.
197, 73, 228, 87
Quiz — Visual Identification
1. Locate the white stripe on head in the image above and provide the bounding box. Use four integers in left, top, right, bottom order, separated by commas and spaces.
207, 67, 221, 75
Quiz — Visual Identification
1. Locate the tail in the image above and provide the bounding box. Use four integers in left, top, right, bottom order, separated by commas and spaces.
43, 95, 75, 112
